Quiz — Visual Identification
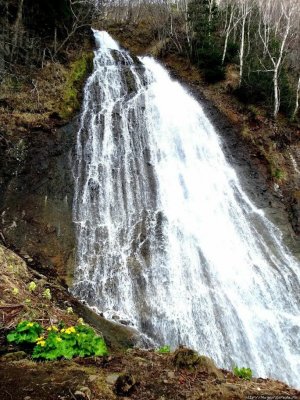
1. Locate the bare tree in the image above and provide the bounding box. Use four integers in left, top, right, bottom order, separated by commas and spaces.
238, 0, 252, 85
258, 0, 298, 118
221, 0, 242, 64
293, 75, 300, 119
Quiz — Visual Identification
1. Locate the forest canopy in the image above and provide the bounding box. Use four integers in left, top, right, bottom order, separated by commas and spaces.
1, 0, 299, 119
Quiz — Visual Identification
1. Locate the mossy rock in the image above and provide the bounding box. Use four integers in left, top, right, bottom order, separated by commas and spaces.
0, 351, 27, 362
173, 347, 223, 378
60, 52, 94, 119
71, 299, 141, 350
173, 347, 200, 369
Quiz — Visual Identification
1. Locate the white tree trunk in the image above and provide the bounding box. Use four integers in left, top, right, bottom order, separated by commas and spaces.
222, 5, 234, 64
11, 0, 24, 60
239, 9, 247, 86
273, 67, 280, 118
293, 75, 300, 119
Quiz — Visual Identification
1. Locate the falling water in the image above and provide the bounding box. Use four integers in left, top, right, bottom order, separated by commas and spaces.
73, 30, 300, 387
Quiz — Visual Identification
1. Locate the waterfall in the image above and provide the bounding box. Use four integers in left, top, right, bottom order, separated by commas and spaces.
73, 30, 300, 388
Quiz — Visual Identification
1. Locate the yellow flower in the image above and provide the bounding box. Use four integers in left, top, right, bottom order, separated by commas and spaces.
56, 337, 62, 342
47, 326, 58, 332
65, 326, 76, 334
36, 336, 44, 342
60, 328, 65, 333
39, 340, 46, 347
27, 322, 34, 328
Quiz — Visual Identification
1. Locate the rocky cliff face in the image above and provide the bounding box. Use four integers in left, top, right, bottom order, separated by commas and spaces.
0, 23, 93, 283
0, 119, 77, 283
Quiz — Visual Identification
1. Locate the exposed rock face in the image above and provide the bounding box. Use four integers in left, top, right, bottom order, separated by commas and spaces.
291, 190, 300, 235
0, 119, 77, 284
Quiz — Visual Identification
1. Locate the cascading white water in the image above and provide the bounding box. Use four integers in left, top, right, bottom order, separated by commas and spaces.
73, 30, 300, 387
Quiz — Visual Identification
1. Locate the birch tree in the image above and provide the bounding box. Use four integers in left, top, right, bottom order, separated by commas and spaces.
258, 0, 298, 118
238, 0, 252, 85
293, 76, 300, 119
221, 0, 241, 64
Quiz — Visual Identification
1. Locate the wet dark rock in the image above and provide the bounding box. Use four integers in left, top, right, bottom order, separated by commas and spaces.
119, 319, 131, 326
123, 68, 137, 94
290, 191, 300, 235
114, 373, 136, 396
71, 298, 142, 350
0, 118, 78, 284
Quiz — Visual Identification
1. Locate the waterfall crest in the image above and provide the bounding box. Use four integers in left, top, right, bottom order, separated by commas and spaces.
73, 30, 300, 387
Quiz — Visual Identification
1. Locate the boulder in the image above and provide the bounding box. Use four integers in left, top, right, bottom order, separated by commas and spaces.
173, 347, 223, 378
114, 373, 136, 396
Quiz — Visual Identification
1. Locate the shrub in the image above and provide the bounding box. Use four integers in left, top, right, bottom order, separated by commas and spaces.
204, 66, 226, 83
7, 321, 43, 344
233, 366, 253, 380
7, 320, 108, 361
32, 324, 108, 360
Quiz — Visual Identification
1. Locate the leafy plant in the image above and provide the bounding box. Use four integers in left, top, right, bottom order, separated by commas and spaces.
32, 324, 108, 360
156, 345, 171, 354
7, 321, 108, 361
42, 288, 52, 300
7, 321, 43, 344
28, 281, 37, 292
11, 287, 19, 295
233, 366, 253, 380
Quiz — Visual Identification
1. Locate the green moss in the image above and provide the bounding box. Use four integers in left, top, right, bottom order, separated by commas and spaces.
271, 166, 286, 182
60, 52, 94, 119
